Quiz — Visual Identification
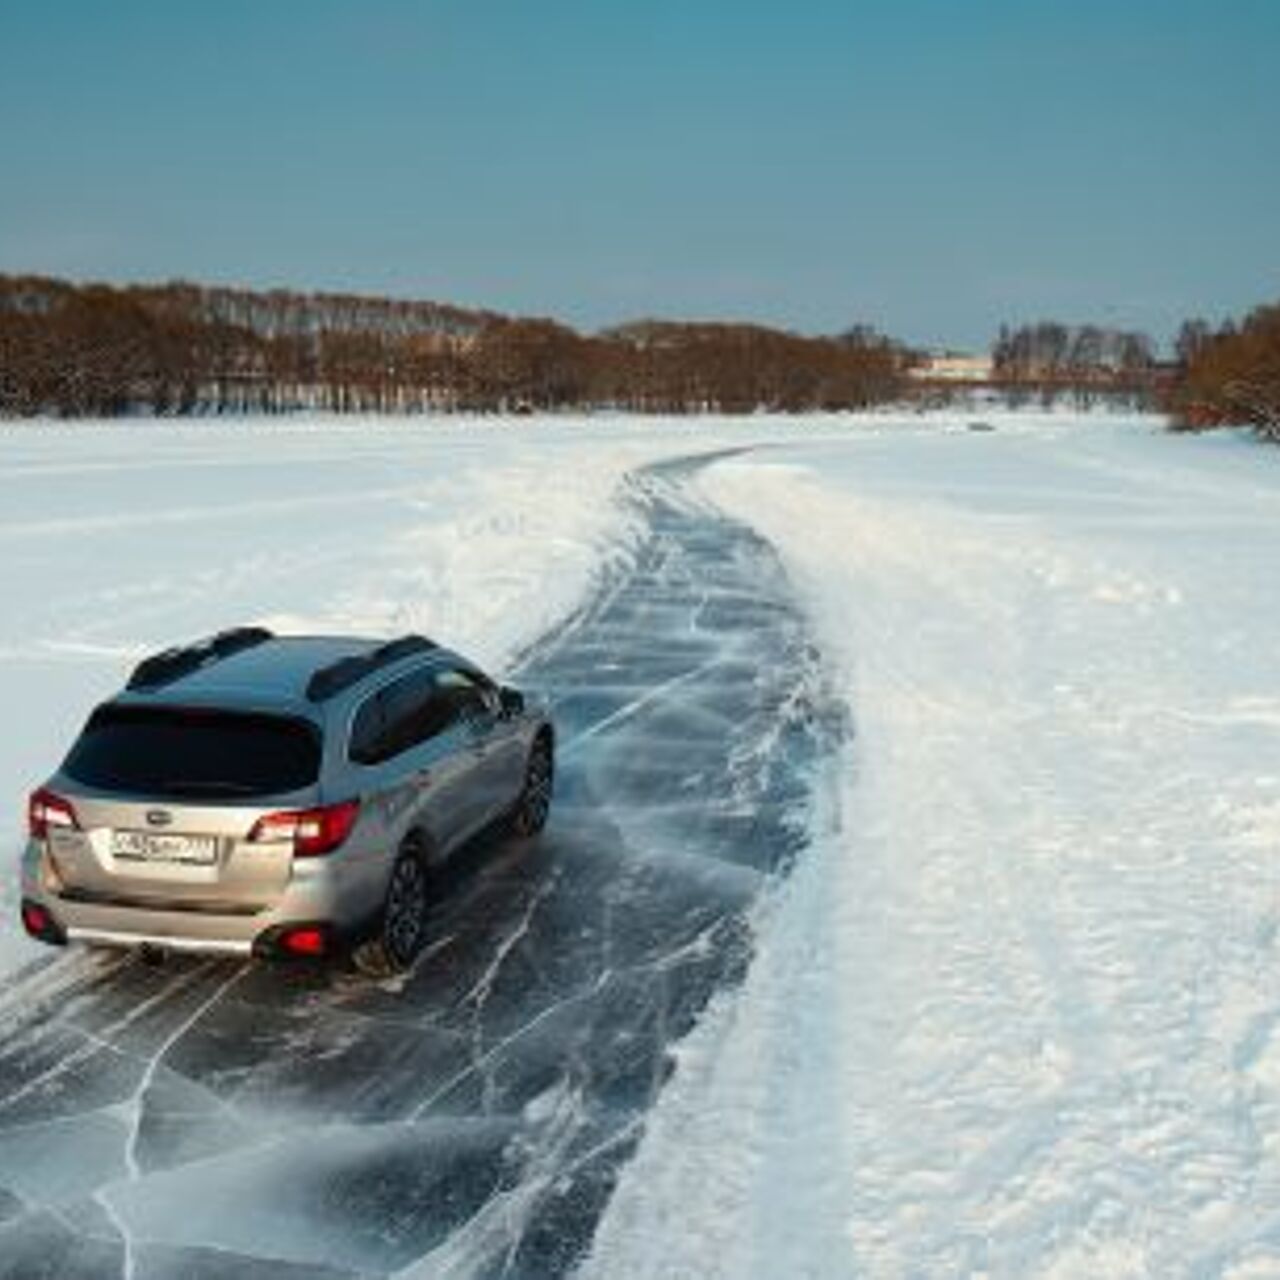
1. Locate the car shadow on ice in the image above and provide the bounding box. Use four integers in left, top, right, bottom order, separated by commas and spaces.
0, 452, 846, 1280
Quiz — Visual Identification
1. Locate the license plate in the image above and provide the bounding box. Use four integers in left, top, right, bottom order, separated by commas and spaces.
111, 830, 218, 865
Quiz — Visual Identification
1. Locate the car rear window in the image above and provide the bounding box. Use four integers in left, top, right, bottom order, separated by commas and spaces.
62, 705, 321, 799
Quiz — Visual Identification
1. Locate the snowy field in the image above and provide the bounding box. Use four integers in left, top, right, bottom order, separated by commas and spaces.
4, 409, 1279, 1276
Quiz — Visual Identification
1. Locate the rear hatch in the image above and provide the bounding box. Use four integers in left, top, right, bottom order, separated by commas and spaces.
43, 704, 321, 912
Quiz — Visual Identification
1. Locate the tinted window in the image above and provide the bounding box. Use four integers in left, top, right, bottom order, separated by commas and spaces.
348, 694, 386, 766
349, 668, 454, 765
435, 668, 494, 722
379, 668, 442, 760
63, 705, 320, 798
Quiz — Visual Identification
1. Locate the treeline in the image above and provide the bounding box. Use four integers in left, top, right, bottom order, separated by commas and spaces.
990, 321, 1159, 405
1163, 305, 1280, 439
987, 310, 1280, 435
0, 275, 906, 417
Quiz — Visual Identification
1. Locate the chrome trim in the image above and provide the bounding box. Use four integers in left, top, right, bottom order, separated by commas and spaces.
65, 927, 253, 956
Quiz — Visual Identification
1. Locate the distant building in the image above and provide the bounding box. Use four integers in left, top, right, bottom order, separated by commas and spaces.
909, 353, 994, 383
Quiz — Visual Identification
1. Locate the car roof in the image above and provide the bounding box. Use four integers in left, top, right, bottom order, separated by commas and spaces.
114, 634, 459, 717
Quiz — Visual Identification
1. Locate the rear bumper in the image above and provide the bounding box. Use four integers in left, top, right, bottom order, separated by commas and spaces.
21, 839, 380, 959
68, 923, 253, 955
23, 894, 358, 959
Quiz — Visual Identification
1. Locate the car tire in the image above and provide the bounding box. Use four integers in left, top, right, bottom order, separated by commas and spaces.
353, 846, 430, 977
509, 735, 554, 838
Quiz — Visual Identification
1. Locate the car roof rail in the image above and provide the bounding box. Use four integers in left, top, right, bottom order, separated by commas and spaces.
305, 634, 437, 703
126, 626, 276, 692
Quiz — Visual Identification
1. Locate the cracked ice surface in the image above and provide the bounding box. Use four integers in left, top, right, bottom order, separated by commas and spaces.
0, 453, 841, 1279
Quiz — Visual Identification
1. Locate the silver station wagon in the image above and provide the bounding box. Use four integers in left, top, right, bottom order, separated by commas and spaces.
21, 628, 554, 972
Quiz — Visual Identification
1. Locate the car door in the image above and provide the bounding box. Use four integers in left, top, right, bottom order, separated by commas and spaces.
349, 668, 473, 856
432, 668, 522, 832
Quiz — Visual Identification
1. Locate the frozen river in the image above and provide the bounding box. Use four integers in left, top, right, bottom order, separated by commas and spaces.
7, 411, 1275, 1277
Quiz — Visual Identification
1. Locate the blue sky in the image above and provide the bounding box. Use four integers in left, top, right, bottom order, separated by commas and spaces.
1, 0, 1277, 349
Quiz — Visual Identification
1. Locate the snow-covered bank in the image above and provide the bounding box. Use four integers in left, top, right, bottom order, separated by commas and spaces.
586, 421, 1280, 1277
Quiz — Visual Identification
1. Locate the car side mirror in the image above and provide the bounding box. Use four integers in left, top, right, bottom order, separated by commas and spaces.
499, 687, 525, 717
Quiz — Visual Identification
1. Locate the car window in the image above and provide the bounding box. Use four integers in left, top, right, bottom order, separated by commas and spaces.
378, 668, 438, 758
348, 692, 387, 766
63, 705, 321, 798
434, 668, 494, 722
350, 667, 476, 765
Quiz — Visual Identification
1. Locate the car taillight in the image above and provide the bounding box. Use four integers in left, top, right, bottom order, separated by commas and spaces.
21, 900, 52, 936
278, 925, 329, 957
28, 788, 79, 840
248, 799, 360, 857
